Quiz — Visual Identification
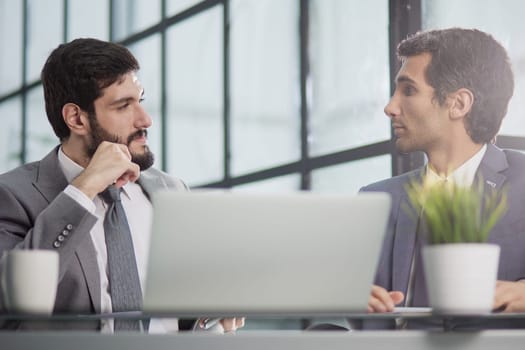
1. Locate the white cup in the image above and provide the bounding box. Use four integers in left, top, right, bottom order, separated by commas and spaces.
1, 249, 59, 314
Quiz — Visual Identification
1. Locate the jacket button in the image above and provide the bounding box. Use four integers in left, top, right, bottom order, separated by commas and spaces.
62, 229, 69, 236
57, 235, 65, 242
53, 241, 61, 248
66, 224, 73, 230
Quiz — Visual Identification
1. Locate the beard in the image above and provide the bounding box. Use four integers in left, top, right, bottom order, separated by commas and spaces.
86, 114, 155, 171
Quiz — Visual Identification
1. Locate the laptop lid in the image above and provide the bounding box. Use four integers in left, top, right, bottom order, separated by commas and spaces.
143, 191, 391, 316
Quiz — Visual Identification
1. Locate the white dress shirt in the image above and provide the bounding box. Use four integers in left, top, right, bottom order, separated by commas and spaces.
426, 144, 487, 186
57, 148, 174, 333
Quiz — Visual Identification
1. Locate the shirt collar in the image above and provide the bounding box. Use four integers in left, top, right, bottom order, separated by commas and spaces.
426, 144, 487, 187
58, 146, 84, 184
57, 147, 132, 199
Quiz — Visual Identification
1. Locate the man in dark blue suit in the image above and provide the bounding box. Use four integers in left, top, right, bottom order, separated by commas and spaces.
361, 28, 525, 315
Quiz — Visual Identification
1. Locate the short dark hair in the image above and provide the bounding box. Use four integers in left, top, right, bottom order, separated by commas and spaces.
397, 28, 514, 144
41, 38, 139, 141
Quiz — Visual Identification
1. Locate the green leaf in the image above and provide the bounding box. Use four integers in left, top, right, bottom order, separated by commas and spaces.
403, 177, 507, 244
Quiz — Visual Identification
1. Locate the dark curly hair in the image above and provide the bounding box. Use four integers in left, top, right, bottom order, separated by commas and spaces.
397, 28, 514, 144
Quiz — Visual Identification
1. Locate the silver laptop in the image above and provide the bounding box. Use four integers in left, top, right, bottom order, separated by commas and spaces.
143, 190, 391, 316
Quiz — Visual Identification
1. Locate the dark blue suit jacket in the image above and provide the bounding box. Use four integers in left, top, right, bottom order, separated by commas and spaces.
362, 144, 525, 303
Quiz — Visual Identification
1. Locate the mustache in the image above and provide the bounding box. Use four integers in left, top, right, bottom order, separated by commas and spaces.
127, 129, 148, 145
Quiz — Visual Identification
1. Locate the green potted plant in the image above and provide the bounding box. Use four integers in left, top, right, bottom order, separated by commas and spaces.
405, 177, 507, 314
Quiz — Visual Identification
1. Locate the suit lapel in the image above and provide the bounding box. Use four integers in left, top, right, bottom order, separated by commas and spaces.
33, 147, 69, 203
137, 169, 169, 198
34, 146, 102, 314
475, 144, 508, 193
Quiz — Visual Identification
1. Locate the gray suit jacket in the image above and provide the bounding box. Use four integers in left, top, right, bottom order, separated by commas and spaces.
361, 144, 525, 328
0, 147, 187, 329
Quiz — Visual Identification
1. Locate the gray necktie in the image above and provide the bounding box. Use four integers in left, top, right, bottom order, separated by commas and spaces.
100, 186, 143, 331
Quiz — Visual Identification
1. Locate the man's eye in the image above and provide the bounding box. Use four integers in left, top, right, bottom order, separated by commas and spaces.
118, 103, 129, 110
139, 97, 145, 103
403, 86, 416, 96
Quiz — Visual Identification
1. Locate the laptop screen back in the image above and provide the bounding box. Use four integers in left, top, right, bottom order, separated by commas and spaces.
143, 191, 391, 316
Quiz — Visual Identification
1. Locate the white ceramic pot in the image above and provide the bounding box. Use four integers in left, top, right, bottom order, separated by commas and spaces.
423, 243, 500, 314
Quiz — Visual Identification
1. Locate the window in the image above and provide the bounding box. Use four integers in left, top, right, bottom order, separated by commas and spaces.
0, 0, 22, 95
230, 0, 300, 176
68, 0, 109, 41
166, 6, 224, 185
0, 97, 22, 173
309, 0, 390, 156
1, 0, 397, 193
26, 0, 63, 83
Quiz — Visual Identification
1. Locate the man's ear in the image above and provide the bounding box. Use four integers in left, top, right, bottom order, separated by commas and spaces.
449, 88, 474, 120
62, 103, 90, 135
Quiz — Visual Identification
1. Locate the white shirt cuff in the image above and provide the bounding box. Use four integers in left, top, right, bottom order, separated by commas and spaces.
63, 184, 96, 213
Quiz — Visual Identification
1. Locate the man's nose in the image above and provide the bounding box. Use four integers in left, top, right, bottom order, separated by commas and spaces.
384, 96, 400, 119
136, 104, 152, 128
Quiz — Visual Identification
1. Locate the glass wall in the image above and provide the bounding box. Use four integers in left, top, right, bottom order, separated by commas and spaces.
233, 174, 301, 193
307, 0, 390, 192
167, 0, 202, 16
0, 97, 22, 173
166, 6, 224, 185
113, 0, 161, 41
5, 0, 525, 193
26, 0, 63, 83
311, 155, 391, 194
0, 0, 22, 95
26, 86, 55, 162
230, 0, 300, 176
68, 0, 109, 41
0, 0, 399, 194
309, 0, 390, 156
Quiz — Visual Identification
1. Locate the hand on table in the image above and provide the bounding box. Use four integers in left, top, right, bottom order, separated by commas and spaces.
197, 317, 245, 333
368, 284, 405, 313
493, 280, 525, 312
